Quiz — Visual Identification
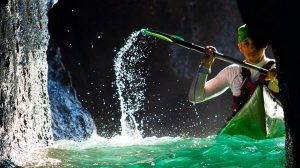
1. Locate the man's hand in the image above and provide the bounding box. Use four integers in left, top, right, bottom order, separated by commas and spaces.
202, 46, 216, 68
265, 66, 280, 93
265, 67, 277, 81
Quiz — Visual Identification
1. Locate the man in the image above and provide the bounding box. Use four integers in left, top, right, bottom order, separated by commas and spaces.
188, 24, 279, 120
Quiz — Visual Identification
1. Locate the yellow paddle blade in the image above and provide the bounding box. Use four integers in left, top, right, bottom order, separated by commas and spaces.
141, 29, 185, 43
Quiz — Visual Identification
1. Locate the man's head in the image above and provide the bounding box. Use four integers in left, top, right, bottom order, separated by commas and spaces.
237, 24, 267, 64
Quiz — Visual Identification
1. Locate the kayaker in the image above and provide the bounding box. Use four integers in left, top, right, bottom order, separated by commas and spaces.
188, 24, 279, 120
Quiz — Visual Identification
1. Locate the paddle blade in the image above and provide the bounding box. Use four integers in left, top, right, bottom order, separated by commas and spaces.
141, 29, 185, 43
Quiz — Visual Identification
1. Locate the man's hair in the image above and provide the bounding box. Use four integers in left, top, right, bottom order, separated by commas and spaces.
238, 24, 249, 42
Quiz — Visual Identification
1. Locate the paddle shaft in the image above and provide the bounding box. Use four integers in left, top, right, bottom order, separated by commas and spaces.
146, 29, 268, 75
172, 38, 268, 75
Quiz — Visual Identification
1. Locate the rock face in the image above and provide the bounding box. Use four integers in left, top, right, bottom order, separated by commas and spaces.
47, 41, 96, 141
0, 0, 96, 166
0, 0, 53, 164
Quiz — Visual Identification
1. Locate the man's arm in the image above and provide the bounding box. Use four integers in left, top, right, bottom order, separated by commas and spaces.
188, 65, 209, 104
188, 66, 230, 104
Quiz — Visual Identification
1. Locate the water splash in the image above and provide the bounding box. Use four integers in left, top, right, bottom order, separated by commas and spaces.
114, 30, 148, 139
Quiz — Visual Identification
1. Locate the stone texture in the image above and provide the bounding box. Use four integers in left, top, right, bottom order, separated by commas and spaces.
0, 0, 52, 165
1, 0, 96, 165
47, 40, 96, 141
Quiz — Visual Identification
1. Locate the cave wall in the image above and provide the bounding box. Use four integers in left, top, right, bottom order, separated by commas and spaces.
0, 0, 52, 164
236, 0, 297, 167
47, 40, 96, 141
0, 0, 98, 165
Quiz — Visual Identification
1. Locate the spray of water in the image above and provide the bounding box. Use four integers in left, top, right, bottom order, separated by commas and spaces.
114, 30, 148, 139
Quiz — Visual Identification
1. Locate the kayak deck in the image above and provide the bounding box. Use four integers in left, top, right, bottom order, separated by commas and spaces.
218, 85, 285, 139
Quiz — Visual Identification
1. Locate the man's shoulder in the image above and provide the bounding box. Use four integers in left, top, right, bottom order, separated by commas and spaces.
219, 64, 241, 79
223, 64, 241, 72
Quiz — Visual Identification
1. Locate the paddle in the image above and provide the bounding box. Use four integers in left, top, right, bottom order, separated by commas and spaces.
141, 29, 268, 75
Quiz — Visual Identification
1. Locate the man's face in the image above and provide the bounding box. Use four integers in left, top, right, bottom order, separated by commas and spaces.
238, 38, 266, 64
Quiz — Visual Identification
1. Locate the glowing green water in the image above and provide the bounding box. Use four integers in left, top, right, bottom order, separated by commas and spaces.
46, 134, 285, 167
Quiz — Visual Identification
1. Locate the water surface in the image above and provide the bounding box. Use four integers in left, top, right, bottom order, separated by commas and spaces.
46, 134, 285, 167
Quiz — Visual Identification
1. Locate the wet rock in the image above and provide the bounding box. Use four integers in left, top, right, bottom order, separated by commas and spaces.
47, 40, 96, 141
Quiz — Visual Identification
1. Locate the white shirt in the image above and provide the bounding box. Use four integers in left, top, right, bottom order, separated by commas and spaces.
188, 56, 275, 103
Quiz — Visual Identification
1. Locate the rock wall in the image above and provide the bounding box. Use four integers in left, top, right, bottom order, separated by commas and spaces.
1, 0, 96, 166
47, 40, 96, 141
236, 0, 298, 167
0, 0, 52, 164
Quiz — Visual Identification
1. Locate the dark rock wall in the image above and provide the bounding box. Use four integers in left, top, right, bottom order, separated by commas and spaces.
47, 40, 96, 141
236, 0, 298, 167
0, 0, 95, 166
0, 0, 52, 165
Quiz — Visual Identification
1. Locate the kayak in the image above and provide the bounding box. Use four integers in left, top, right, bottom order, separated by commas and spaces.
218, 85, 285, 139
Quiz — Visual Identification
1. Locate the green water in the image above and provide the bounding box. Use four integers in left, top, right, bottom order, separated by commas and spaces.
44, 134, 285, 168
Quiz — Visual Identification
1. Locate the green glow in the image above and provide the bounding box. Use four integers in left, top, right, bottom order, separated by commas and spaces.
141, 29, 185, 43
47, 135, 286, 167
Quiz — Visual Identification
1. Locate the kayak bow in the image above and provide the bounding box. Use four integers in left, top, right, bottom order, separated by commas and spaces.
218, 85, 285, 139
141, 29, 268, 75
